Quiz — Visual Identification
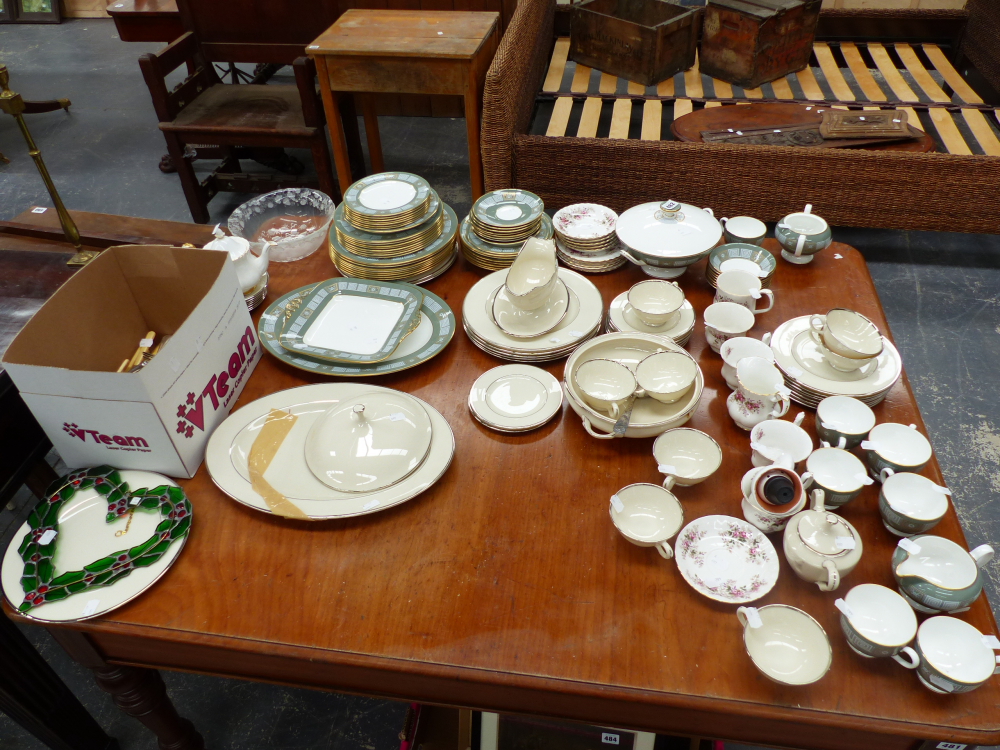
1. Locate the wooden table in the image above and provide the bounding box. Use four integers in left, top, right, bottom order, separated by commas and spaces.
308, 10, 500, 200
105, 0, 183, 43
4, 209, 1000, 750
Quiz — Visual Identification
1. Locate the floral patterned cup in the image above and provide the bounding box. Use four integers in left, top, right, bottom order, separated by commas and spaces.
704, 302, 755, 353
715, 270, 775, 314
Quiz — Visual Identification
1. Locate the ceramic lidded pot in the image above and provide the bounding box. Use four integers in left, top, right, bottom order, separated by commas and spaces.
863, 423, 933, 481
774, 204, 832, 265
616, 200, 723, 279
892, 535, 994, 614
913, 616, 1000, 694
740, 466, 808, 533
783, 489, 863, 591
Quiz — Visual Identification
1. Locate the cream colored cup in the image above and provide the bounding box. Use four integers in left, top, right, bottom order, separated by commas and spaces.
721, 215, 767, 246
720, 335, 773, 390
635, 351, 696, 404
810, 309, 883, 371
704, 302, 756, 353
627, 280, 685, 328
653, 428, 722, 490
610, 483, 684, 559
715, 270, 774, 314
574, 358, 636, 419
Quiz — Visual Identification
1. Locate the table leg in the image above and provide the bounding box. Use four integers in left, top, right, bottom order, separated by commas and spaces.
464, 85, 485, 200
48, 629, 204, 750
0, 614, 119, 750
313, 56, 355, 196
360, 95, 385, 174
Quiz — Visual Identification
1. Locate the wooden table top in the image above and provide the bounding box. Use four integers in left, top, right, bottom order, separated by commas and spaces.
5, 211, 1000, 750
307, 10, 499, 59
105, 0, 178, 16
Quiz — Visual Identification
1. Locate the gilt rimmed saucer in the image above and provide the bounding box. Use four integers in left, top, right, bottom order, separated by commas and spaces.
607, 291, 695, 344
468, 365, 563, 432
492, 278, 570, 338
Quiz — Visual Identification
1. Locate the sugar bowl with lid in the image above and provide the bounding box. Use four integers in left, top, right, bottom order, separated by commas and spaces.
892, 535, 994, 613
783, 489, 863, 591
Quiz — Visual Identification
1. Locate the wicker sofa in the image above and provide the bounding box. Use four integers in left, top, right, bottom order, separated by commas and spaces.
481, 0, 1000, 233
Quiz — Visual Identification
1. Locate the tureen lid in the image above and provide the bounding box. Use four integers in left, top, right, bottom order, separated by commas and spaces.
616, 200, 723, 259
797, 511, 856, 556
304, 391, 433, 492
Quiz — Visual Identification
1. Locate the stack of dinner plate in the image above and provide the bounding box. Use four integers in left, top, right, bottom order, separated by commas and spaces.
459, 189, 554, 271
769, 315, 903, 408
705, 244, 777, 289
463, 267, 604, 363
552, 203, 626, 273
329, 172, 458, 283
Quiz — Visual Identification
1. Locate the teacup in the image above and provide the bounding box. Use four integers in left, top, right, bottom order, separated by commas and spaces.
504, 237, 559, 311
774, 204, 832, 265
835, 584, 918, 665
704, 302, 756, 353
720, 215, 767, 246
740, 465, 808, 533
750, 412, 811, 469
635, 351, 696, 404
627, 280, 685, 328
863, 423, 933, 481
810, 309, 883, 371
574, 358, 636, 419
879, 472, 950, 537
719, 258, 767, 278
729, 356, 790, 430
715, 270, 774, 314
892, 535, 994, 614
653, 428, 722, 490
815, 395, 876, 449
736, 605, 833, 686
720, 335, 773, 390
610, 483, 684, 559
912, 616, 1000, 694
801, 447, 872, 508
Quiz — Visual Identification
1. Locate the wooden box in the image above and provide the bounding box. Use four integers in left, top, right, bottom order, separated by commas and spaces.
699, 0, 822, 89
569, 0, 702, 87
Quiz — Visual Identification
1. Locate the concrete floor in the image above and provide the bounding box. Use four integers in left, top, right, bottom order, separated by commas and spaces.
3, 18, 1000, 750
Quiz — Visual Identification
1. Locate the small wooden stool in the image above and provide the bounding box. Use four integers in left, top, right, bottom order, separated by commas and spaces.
308, 10, 500, 200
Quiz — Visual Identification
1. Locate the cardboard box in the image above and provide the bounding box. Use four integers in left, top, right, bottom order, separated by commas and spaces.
3, 245, 261, 478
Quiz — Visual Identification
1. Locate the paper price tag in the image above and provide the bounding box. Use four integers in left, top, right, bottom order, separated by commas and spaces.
834, 598, 856, 619
860, 440, 876, 450
39, 529, 57, 545
854, 472, 875, 486
362, 499, 380, 511
898, 538, 921, 554
744, 607, 763, 628
610, 494, 624, 513
932, 484, 952, 495
833, 253, 844, 259
139, 338, 154, 348
549, 337, 561, 344
777, 385, 791, 398
786, 366, 803, 378
31, 206, 47, 214
389, 412, 406, 422
82, 599, 101, 616
569, 330, 585, 337
835, 536, 857, 550
130, 497, 141, 506
983, 635, 1000, 649
657, 464, 677, 475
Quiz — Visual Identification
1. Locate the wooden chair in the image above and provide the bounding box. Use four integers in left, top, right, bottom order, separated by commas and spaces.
138, 33, 338, 224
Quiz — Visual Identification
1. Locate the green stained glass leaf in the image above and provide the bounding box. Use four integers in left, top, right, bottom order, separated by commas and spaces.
156, 519, 172, 533
43, 587, 69, 602
18, 535, 31, 557
132, 556, 160, 568
50, 569, 87, 587
66, 580, 88, 594
128, 537, 159, 557
42, 503, 60, 526
21, 574, 37, 594
83, 555, 116, 574
36, 558, 53, 582
171, 516, 191, 539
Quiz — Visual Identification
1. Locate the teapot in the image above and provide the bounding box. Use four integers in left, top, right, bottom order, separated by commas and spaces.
783, 489, 863, 591
205, 224, 270, 295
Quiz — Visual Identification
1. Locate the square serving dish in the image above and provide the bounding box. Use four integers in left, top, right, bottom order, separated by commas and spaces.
278, 279, 423, 363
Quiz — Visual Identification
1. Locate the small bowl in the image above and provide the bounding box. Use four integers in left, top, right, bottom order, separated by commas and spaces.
574, 358, 636, 418
880, 473, 950, 537
865, 423, 933, 481
738, 605, 833, 686
816, 396, 876, 449
653, 428, 722, 489
803, 447, 869, 508
229, 188, 335, 262
706, 244, 777, 289
635, 351, 697, 404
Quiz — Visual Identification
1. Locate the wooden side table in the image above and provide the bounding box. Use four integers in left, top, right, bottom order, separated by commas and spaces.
308, 10, 500, 200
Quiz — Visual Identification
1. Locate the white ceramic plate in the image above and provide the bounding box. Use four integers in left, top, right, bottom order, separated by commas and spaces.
1, 470, 189, 623
304, 390, 433, 492
770, 315, 901, 399
464, 268, 603, 356
206, 384, 454, 520
468, 365, 563, 432
675, 515, 779, 603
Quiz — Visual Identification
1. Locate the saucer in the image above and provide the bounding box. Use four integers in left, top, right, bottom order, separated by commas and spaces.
675, 515, 779, 603
790, 330, 879, 382
468, 365, 563, 432
492, 278, 570, 339
608, 291, 695, 343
